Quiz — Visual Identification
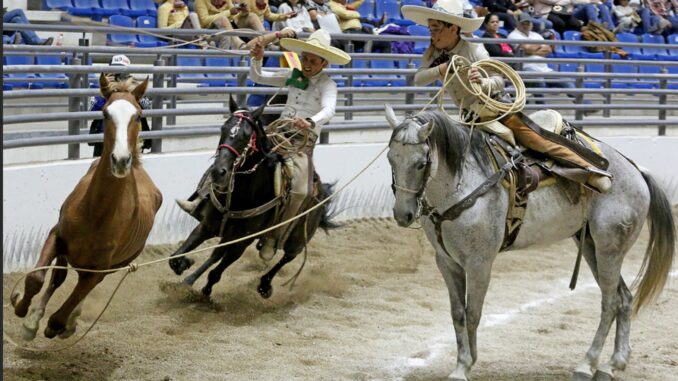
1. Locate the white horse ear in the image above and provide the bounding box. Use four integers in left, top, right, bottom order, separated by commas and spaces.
385, 104, 401, 129
418, 120, 435, 141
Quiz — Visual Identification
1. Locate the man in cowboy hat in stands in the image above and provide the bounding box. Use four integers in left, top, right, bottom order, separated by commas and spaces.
176, 29, 350, 261
401, 0, 612, 193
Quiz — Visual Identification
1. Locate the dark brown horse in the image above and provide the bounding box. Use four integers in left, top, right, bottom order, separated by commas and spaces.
11, 74, 163, 340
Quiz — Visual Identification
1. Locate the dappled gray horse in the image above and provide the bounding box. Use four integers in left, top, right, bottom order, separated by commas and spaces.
385, 106, 675, 381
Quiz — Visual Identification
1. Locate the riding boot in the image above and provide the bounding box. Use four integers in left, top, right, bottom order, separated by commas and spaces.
258, 193, 306, 261
176, 168, 213, 216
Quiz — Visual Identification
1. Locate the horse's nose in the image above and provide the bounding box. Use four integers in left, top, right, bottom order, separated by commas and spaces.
393, 208, 414, 227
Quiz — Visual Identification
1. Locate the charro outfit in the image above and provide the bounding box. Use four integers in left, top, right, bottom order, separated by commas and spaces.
402, 0, 611, 191
249, 48, 338, 257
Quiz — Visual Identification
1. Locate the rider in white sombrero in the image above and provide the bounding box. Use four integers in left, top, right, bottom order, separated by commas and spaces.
401, 0, 612, 193
250, 29, 350, 260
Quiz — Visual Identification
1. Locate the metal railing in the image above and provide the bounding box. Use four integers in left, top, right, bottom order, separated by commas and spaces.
3, 23, 678, 158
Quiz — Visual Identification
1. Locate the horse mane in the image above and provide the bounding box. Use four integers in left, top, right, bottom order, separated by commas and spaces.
104, 76, 139, 94
394, 110, 493, 176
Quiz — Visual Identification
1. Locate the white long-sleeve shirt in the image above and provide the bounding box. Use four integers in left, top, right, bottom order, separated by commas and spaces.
272, 3, 315, 33
249, 58, 337, 136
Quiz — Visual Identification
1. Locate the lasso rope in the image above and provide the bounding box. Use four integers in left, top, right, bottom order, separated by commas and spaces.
4, 141, 389, 352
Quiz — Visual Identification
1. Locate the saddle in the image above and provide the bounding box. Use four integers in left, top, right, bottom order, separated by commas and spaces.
483, 109, 605, 250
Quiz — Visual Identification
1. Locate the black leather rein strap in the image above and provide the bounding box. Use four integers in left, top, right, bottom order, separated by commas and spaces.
422, 162, 513, 257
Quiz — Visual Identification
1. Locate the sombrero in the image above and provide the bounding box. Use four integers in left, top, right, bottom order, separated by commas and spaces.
280, 29, 351, 65
401, 0, 484, 33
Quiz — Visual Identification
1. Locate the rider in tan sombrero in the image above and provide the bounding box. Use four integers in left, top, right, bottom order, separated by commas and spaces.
250, 29, 350, 260
401, 0, 612, 193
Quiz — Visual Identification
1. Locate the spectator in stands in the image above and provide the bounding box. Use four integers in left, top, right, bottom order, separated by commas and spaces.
2, 8, 54, 45
629, 0, 663, 34
238, 0, 297, 29
305, 0, 334, 30
646, 0, 678, 35
273, 0, 315, 32
508, 13, 578, 104
613, 0, 641, 31
329, 0, 390, 52
481, 0, 518, 31
404, 0, 610, 191
88, 55, 152, 157
158, 0, 190, 28
573, 0, 616, 30
482, 13, 516, 57
194, 0, 263, 47
543, 0, 585, 33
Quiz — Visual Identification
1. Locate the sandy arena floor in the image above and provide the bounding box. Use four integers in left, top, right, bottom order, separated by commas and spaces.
3, 216, 677, 381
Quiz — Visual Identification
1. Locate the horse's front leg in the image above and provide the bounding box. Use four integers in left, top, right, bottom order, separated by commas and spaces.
183, 240, 228, 286
435, 253, 473, 381
169, 222, 213, 275
201, 240, 251, 297
258, 251, 298, 299
12, 228, 59, 317
44, 271, 105, 339
22, 256, 69, 341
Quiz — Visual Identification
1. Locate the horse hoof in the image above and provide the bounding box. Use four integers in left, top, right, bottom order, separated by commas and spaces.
258, 284, 272, 299
169, 257, 194, 275
21, 324, 38, 341
572, 371, 593, 381
58, 327, 76, 339
44, 326, 59, 339
10, 290, 22, 307
592, 370, 614, 381
201, 286, 212, 297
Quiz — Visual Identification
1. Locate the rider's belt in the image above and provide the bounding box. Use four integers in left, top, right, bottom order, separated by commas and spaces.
502, 112, 609, 170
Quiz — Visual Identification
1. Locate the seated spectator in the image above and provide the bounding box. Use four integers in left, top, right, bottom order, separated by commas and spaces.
573, 0, 615, 30
481, 0, 518, 31
613, 0, 641, 31
158, 0, 203, 44
508, 13, 578, 104
482, 13, 515, 57
547, 0, 585, 33
194, 0, 262, 47
306, 0, 334, 30
329, 0, 390, 52
88, 55, 152, 157
273, 0, 315, 32
629, 0, 663, 34
646, 0, 678, 35
239, 0, 296, 30
2, 8, 54, 45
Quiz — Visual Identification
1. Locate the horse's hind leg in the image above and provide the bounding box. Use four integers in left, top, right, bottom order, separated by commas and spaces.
610, 278, 632, 372
201, 241, 250, 297
258, 251, 297, 299
45, 271, 105, 339
22, 256, 69, 341
12, 228, 59, 318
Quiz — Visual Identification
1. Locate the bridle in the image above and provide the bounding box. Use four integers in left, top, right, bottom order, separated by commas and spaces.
216, 110, 260, 170
390, 128, 434, 216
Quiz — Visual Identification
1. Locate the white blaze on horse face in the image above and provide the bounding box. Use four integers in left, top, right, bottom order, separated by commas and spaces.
107, 99, 137, 162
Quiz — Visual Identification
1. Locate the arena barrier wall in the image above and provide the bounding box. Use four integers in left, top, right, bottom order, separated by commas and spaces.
4, 138, 677, 272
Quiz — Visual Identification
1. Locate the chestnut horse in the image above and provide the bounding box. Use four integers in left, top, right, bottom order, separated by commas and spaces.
11, 74, 163, 340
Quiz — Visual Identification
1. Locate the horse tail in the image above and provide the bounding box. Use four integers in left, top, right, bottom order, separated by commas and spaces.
632, 170, 676, 315
319, 182, 341, 232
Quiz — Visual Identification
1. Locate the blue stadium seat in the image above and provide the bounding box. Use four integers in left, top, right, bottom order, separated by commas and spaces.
376, 0, 413, 26
401, 0, 424, 6
368, 59, 402, 86
408, 24, 430, 54
563, 31, 604, 59
640, 33, 667, 59
636, 65, 661, 89
107, 15, 138, 46
351, 59, 371, 87
357, 0, 375, 19
43, 0, 73, 10
616, 32, 653, 60
657, 34, 678, 61
610, 63, 637, 88
3, 35, 12, 44
136, 16, 168, 47
35, 55, 69, 88
3, 55, 44, 89
202, 57, 237, 87
667, 65, 678, 89
176, 57, 207, 82
131, 0, 158, 16
69, 0, 113, 21
584, 63, 605, 88
102, 0, 145, 17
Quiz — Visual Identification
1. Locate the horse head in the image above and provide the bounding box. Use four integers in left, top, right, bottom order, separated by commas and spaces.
385, 104, 435, 227
211, 96, 266, 192
99, 73, 149, 178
